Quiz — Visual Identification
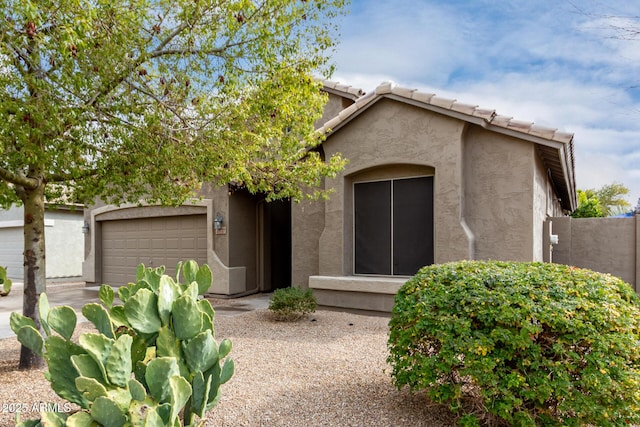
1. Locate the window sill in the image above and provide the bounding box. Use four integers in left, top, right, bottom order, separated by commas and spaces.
309, 275, 407, 295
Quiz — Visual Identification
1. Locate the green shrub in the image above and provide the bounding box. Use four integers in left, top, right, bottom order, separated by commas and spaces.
387, 260, 640, 426
11, 260, 233, 427
268, 287, 317, 321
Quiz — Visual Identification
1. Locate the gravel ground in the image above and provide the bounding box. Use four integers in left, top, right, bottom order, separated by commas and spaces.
0, 309, 456, 427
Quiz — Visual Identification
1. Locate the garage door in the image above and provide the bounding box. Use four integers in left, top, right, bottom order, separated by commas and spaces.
101, 215, 208, 286
0, 227, 23, 279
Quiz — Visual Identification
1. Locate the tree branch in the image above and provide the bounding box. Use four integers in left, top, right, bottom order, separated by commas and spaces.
48, 167, 97, 183
0, 165, 38, 189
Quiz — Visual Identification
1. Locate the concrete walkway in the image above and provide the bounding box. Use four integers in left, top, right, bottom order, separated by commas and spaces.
0, 281, 270, 339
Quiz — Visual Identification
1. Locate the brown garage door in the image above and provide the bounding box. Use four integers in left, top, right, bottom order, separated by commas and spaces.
101, 215, 208, 286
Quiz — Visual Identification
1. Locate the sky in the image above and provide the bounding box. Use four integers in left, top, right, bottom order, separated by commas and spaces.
330, 0, 640, 208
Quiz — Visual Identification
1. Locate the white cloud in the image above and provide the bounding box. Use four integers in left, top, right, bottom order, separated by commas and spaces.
334, 1, 477, 85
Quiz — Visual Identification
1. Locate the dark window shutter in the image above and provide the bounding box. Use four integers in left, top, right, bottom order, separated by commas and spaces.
393, 177, 434, 275
354, 181, 391, 275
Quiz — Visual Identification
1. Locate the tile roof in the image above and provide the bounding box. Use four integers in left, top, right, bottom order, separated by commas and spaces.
320, 80, 366, 100
319, 81, 577, 211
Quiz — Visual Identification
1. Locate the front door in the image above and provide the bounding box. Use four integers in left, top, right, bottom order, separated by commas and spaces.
257, 199, 291, 291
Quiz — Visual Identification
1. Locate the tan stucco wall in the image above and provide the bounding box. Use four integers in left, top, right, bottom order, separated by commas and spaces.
291, 197, 324, 288
317, 98, 472, 276
463, 126, 536, 261
228, 191, 258, 294
317, 93, 354, 128
295, 97, 569, 311
550, 216, 639, 289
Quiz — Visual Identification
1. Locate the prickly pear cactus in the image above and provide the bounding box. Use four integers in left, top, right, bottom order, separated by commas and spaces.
0, 266, 11, 296
11, 260, 233, 427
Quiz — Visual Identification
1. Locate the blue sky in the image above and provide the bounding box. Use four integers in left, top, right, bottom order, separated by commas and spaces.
330, 0, 640, 207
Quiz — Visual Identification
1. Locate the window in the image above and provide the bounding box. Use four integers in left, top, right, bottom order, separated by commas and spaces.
354, 176, 434, 276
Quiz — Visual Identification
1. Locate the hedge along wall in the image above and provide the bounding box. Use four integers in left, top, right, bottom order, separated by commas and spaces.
547, 216, 640, 293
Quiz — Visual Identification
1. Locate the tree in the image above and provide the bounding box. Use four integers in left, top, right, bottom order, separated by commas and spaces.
0, 0, 347, 368
571, 189, 604, 218
594, 182, 631, 216
570, 182, 631, 218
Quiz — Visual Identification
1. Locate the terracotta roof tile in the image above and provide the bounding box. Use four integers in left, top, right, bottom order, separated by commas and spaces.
450, 102, 478, 115
355, 91, 376, 107
320, 80, 366, 98
529, 124, 558, 139
322, 116, 342, 131
429, 96, 457, 109
552, 131, 574, 144
338, 103, 359, 120
321, 80, 577, 146
375, 81, 394, 95
491, 115, 513, 127
506, 119, 534, 131
471, 108, 496, 120
391, 86, 417, 98
410, 91, 436, 104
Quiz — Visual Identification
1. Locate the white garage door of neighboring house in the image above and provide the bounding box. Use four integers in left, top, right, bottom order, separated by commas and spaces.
101, 215, 208, 287
0, 227, 23, 279
0, 209, 84, 280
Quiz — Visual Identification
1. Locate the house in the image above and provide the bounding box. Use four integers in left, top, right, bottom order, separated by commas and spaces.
83, 81, 577, 311
0, 204, 84, 280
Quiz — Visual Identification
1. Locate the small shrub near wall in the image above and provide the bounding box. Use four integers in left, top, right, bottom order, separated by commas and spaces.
387, 260, 640, 427
268, 287, 317, 321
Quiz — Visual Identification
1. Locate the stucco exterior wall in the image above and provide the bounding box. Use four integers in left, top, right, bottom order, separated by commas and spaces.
463, 126, 535, 261
296, 96, 572, 311
316, 93, 354, 128
550, 216, 638, 289
318, 98, 472, 276
291, 197, 324, 288
228, 190, 258, 293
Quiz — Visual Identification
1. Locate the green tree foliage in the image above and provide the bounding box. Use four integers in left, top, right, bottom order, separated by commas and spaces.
595, 182, 631, 216
570, 189, 603, 218
571, 182, 631, 217
0, 0, 347, 368
388, 261, 640, 426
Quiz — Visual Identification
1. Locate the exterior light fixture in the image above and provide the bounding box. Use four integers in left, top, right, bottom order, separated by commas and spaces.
82, 221, 90, 234
214, 212, 224, 230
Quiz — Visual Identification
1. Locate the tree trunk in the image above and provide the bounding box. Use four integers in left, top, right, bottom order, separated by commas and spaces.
19, 183, 46, 369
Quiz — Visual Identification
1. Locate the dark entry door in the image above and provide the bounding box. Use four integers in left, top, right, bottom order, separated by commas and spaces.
258, 199, 291, 291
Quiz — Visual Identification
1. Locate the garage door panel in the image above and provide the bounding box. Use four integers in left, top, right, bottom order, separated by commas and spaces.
0, 228, 23, 279
102, 215, 208, 287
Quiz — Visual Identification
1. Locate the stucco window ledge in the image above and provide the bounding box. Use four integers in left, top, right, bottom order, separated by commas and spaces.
308, 275, 407, 295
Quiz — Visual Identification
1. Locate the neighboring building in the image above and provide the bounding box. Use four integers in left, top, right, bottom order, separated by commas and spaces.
83, 81, 577, 311
0, 205, 84, 280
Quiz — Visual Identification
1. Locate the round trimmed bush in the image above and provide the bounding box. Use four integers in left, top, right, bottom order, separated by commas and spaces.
387, 261, 640, 426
